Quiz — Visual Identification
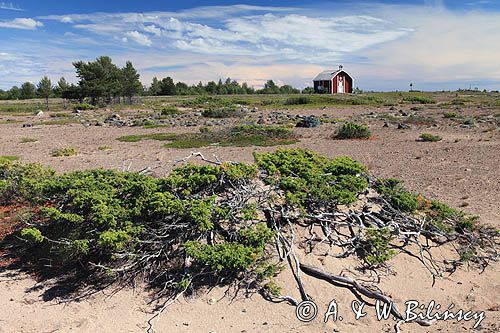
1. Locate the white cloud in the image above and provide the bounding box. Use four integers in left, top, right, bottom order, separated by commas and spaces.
143, 24, 162, 36
0, 2, 23, 11
124, 30, 152, 46
61, 16, 73, 23
0, 17, 43, 30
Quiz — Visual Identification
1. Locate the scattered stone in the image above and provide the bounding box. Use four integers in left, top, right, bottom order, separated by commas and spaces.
22, 123, 33, 128
208, 298, 217, 305
383, 122, 389, 127
398, 123, 411, 129
35, 110, 44, 116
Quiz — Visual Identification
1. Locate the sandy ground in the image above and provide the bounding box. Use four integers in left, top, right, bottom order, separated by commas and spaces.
0, 105, 499, 332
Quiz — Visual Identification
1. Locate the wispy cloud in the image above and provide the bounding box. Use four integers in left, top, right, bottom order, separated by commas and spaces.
40, 9, 411, 61
124, 30, 152, 46
0, 4, 499, 91
0, 18, 43, 30
0, 2, 23, 11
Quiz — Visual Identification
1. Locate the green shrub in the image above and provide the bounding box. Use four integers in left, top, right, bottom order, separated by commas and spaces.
159, 106, 180, 116
72, 103, 95, 111
376, 178, 419, 212
20, 228, 44, 243
263, 281, 282, 296
419, 133, 442, 142
51, 147, 78, 157
334, 122, 371, 139
283, 96, 310, 105
0, 161, 55, 203
365, 228, 396, 266
184, 241, 259, 273
255, 149, 368, 207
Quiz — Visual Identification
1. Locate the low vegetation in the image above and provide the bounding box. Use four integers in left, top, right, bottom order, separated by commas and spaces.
402, 95, 437, 104
0, 155, 19, 162
165, 124, 299, 149
334, 122, 371, 139
0, 149, 497, 331
419, 133, 442, 142
20, 138, 38, 143
51, 147, 78, 157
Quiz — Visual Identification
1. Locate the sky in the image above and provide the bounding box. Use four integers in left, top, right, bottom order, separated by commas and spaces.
0, 0, 499, 91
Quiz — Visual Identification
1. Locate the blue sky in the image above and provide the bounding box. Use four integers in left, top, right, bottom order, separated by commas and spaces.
1, 1, 499, 91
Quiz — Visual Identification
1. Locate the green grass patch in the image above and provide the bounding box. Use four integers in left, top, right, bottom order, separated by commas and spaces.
0, 155, 20, 162
164, 124, 299, 149
20, 137, 38, 143
402, 95, 436, 104
419, 133, 442, 142
116, 133, 177, 142
51, 147, 78, 157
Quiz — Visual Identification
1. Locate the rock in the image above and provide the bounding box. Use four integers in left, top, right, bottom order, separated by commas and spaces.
383, 122, 389, 127
22, 123, 33, 128
74, 109, 81, 114
251, 107, 258, 112
296, 116, 321, 128
194, 112, 202, 117
398, 123, 410, 129
208, 298, 217, 305
257, 118, 266, 124
400, 111, 408, 116
35, 110, 44, 116
95, 121, 105, 126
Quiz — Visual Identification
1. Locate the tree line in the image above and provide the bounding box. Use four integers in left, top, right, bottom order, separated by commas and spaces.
0, 56, 303, 107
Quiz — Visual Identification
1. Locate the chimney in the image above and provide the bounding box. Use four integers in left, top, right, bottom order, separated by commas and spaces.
339, 65, 343, 70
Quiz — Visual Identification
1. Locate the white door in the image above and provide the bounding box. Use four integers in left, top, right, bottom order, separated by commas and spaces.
337, 76, 344, 94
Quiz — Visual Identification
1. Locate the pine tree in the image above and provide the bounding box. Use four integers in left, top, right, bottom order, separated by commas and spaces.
37, 76, 53, 110
121, 61, 142, 103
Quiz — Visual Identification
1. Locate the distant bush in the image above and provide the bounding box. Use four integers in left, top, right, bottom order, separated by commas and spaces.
334, 122, 371, 139
159, 106, 180, 116
283, 96, 310, 105
51, 147, 78, 157
72, 103, 95, 111
419, 133, 442, 142
202, 107, 245, 118
443, 112, 457, 118
402, 95, 436, 104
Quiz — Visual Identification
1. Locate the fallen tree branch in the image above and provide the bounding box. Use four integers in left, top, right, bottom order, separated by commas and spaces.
299, 263, 432, 328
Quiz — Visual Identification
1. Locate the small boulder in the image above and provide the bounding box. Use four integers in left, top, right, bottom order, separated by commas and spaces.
398, 123, 411, 129
35, 110, 44, 116
296, 116, 321, 128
